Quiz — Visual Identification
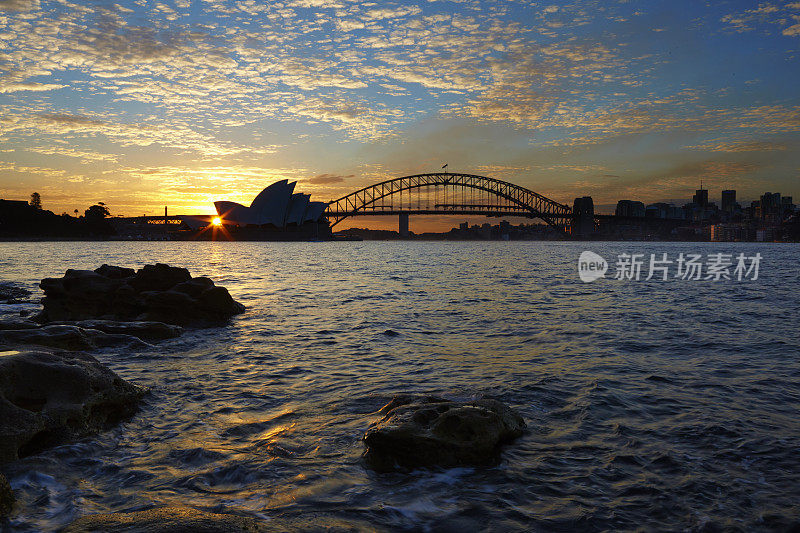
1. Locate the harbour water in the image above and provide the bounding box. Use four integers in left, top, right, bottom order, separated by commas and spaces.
1, 241, 799, 531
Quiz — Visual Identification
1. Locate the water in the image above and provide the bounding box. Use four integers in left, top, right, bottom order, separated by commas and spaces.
1, 241, 799, 531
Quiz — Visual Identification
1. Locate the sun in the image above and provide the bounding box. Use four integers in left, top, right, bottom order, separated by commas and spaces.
211, 217, 222, 226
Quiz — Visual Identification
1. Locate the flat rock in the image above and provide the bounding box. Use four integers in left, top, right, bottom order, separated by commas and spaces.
0, 318, 40, 331
0, 325, 150, 351
63, 506, 374, 532
363, 395, 526, 472
0, 350, 145, 464
51, 320, 182, 342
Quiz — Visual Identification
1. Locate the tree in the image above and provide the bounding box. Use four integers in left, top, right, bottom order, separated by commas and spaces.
84, 204, 110, 220
29, 192, 41, 210
73, 209, 79, 217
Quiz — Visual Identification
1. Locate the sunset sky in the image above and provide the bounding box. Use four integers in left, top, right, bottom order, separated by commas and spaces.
1, 0, 799, 230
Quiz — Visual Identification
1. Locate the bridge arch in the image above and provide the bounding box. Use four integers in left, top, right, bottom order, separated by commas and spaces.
325, 173, 573, 230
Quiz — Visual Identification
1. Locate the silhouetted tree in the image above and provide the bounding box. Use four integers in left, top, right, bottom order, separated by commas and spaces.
84, 204, 110, 220
83, 203, 114, 236
29, 192, 42, 210
73, 209, 79, 217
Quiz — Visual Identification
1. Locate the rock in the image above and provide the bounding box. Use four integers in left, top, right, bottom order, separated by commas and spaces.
0, 283, 30, 304
94, 264, 135, 279
138, 290, 198, 324
130, 264, 191, 292
63, 506, 375, 533
63, 506, 268, 533
136, 287, 244, 325
363, 395, 526, 472
197, 287, 246, 316
173, 277, 215, 298
62, 270, 123, 297
0, 350, 145, 464
39, 264, 244, 326
0, 472, 12, 518
0, 318, 41, 331
0, 325, 150, 351
52, 320, 182, 342
40, 270, 124, 321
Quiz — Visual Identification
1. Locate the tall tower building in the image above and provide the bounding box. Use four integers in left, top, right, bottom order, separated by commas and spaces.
693, 187, 709, 207
721, 190, 736, 212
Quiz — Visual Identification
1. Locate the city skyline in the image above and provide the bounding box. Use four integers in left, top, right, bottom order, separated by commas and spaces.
1, 0, 799, 230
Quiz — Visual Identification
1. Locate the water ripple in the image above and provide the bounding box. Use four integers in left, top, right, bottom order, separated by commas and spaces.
0, 241, 798, 531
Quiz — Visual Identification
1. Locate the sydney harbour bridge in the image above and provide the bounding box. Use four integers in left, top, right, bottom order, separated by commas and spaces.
324, 172, 593, 235
114, 172, 596, 238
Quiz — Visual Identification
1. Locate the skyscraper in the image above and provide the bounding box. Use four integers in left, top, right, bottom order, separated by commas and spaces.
721, 190, 736, 213
693, 187, 709, 207
759, 192, 782, 223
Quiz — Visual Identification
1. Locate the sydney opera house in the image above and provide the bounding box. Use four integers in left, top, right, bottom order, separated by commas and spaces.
214, 179, 328, 228
109, 180, 331, 240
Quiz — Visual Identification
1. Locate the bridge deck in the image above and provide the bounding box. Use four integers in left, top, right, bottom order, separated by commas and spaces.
326, 209, 570, 219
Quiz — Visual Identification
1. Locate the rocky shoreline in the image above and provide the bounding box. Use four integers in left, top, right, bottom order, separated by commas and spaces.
0, 264, 526, 531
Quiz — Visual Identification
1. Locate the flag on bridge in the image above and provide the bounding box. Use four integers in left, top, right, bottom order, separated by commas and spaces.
442, 163, 448, 171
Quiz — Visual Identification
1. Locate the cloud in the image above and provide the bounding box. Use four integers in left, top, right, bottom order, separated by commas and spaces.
0, 65, 65, 93
0, 0, 798, 218
38, 113, 107, 127
783, 23, 800, 35
0, 0, 37, 11
0, 82, 65, 93
721, 1, 800, 34
685, 140, 788, 152
306, 173, 353, 184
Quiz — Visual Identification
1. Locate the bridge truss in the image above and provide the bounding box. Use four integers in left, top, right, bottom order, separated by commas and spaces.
325, 173, 573, 231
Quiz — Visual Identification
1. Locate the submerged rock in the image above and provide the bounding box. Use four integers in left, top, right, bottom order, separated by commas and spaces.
0, 283, 30, 304
51, 320, 183, 342
64, 507, 268, 533
363, 395, 526, 472
0, 350, 145, 464
38, 263, 245, 326
0, 325, 150, 351
0, 473, 12, 518
63, 506, 374, 532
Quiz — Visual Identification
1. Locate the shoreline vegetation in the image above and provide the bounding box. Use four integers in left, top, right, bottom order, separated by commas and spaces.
0, 264, 526, 531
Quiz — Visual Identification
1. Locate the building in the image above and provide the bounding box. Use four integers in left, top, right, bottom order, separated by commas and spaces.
710, 223, 752, 242
214, 180, 328, 228
721, 190, 736, 213
693, 188, 708, 207
615, 200, 645, 218
645, 202, 685, 219
781, 196, 795, 218
758, 192, 782, 224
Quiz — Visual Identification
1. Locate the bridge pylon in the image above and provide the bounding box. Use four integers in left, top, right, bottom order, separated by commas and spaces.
399, 213, 409, 237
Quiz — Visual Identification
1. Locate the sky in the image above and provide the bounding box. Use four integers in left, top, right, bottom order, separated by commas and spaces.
1, 0, 799, 230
